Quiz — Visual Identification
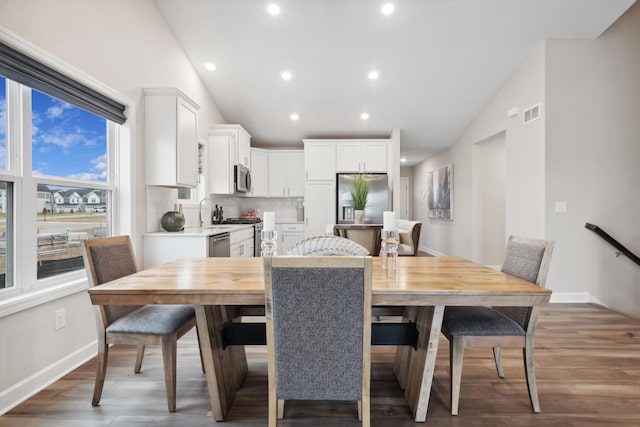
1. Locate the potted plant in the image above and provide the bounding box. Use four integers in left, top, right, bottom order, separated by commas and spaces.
350, 174, 369, 224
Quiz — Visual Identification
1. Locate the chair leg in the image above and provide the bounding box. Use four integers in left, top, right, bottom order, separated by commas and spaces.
161, 335, 178, 412
268, 391, 277, 427
450, 336, 464, 416
92, 343, 109, 406
277, 399, 285, 419
134, 344, 145, 373
357, 400, 362, 421
493, 346, 505, 378
524, 340, 541, 413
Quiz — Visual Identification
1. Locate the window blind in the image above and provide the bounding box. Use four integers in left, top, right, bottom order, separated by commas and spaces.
0, 42, 127, 124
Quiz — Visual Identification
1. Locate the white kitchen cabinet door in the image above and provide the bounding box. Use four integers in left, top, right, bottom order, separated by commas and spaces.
336, 141, 387, 173
278, 223, 304, 254
237, 130, 251, 169
362, 141, 388, 172
208, 132, 237, 194
250, 148, 268, 196
144, 88, 199, 188
335, 143, 361, 172
287, 152, 305, 197
304, 181, 336, 238
268, 152, 288, 197
268, 151, 304, 197
231, 227, 254, 257
303, 141, 336, 181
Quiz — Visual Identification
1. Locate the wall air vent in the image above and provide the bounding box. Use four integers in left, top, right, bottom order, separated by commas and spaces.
523, 103, 541, 124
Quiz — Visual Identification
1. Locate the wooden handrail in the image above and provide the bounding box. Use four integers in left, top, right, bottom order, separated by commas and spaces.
585, 223, 640, 267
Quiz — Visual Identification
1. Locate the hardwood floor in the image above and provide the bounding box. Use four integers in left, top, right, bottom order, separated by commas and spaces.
1, 303, 639, 426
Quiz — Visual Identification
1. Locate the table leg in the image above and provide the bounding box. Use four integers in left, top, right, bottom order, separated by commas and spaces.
195, 305, 248, 421
398, 305, 444, 422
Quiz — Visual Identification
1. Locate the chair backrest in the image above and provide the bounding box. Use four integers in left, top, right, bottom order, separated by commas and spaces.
264, 256, 372, 402
82, 235, 142, 326
396, 220, 422, 255
494, 236, 554, 328
333, 225, 382, 256
287, 235, 369, 256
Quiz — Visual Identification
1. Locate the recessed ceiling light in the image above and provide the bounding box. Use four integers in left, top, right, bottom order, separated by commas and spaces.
401, 157, 407, 163
290, 113, 299, 121
267, 4, 280, 16
281, 71, 292, 80
204, 62, 216, 71
368, 70, 379, 80
381, 3, 395, 15
360, 112, 370, 120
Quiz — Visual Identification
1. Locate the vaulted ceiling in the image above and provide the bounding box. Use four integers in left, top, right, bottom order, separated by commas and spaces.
155, 0, 635, 165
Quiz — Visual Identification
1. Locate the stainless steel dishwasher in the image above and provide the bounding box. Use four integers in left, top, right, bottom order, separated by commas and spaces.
209, 232, 231, 257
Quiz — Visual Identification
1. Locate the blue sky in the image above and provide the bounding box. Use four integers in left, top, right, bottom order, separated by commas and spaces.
1, 76, 108, 182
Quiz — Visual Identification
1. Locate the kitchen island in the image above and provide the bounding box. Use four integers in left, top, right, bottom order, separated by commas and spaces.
143, 224, 254, 268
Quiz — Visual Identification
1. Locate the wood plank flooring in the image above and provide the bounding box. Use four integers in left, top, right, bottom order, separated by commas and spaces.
1, 303, 639, 426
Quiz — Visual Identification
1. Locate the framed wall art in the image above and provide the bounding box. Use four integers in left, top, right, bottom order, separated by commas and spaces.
427, 163, 453, 220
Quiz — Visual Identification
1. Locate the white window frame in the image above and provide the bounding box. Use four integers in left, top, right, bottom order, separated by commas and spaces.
0, 33, 133, 317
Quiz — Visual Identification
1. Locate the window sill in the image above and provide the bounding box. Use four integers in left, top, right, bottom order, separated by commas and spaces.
0, 277, 88, 318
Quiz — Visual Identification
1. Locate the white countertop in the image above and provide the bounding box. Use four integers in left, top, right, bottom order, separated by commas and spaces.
144, 224, 254, 237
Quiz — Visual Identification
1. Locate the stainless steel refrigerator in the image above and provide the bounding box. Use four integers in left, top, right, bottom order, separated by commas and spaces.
336, 173, 390, 224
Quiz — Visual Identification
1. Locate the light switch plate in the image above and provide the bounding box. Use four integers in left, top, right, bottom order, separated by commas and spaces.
555, 201, 568, 213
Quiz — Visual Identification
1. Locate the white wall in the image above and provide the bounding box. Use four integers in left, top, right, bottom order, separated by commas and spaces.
472, 132, 506, 265
0, 0, 225, 412
414, 44, 546, 260
545, 4, 640, 317
414, 2, 640, 319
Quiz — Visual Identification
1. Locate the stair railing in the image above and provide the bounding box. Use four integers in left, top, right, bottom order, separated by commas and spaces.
585, 223, 640, 267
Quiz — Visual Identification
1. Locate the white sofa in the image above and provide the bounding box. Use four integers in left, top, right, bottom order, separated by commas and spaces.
395, 220, 422, 256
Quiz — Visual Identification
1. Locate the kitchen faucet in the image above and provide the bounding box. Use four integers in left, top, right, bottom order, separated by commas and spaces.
198, 197, 214, 227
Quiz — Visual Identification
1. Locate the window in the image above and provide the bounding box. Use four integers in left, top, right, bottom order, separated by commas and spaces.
177, 142, 204, 203
0, 72, 117, 300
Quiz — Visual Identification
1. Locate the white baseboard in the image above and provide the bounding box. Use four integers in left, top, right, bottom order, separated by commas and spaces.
0, 340, 97, 416
420, 245, 448, 257
549, 292, 607, 306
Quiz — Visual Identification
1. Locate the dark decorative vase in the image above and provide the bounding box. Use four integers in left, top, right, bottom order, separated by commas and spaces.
161, 211, 185, 232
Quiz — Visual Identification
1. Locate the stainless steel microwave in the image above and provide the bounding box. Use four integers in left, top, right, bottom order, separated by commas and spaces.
234, 164, 251, 193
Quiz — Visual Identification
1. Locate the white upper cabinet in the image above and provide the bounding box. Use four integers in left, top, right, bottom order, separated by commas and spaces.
250, 148, 268, 196
268, 151, 304, 197
144, 88, 199, 188
208, 125, 251, 194
303, 141, 336, 181
336, 140, 387, 173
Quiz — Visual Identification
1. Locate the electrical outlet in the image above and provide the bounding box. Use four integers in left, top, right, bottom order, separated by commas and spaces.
55, 308, 66, 330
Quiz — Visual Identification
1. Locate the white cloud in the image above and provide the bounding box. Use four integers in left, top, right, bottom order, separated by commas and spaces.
67, 153, 108, 181
39, 128, 85, 148
91, 153, 107, 171
46, 101, 73, 120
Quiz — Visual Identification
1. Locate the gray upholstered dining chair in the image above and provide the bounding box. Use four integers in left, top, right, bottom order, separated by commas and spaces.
263, 256, 373, 426
82, 235, 198, 412
287, 235, 369, 256
441, 235, 554, 415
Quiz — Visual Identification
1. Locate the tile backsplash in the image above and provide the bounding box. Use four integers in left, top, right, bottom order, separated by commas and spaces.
147, 188, 305, 232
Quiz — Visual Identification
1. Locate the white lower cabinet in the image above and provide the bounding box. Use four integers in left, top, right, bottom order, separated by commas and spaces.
278, 223, 304, 254
231, 227, 254, 257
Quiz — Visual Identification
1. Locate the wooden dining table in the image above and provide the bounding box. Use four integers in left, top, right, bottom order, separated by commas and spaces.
88, 256, 551, 423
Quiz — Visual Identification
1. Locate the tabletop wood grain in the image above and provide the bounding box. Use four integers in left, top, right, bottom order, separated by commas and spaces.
88, 256, 551, 307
